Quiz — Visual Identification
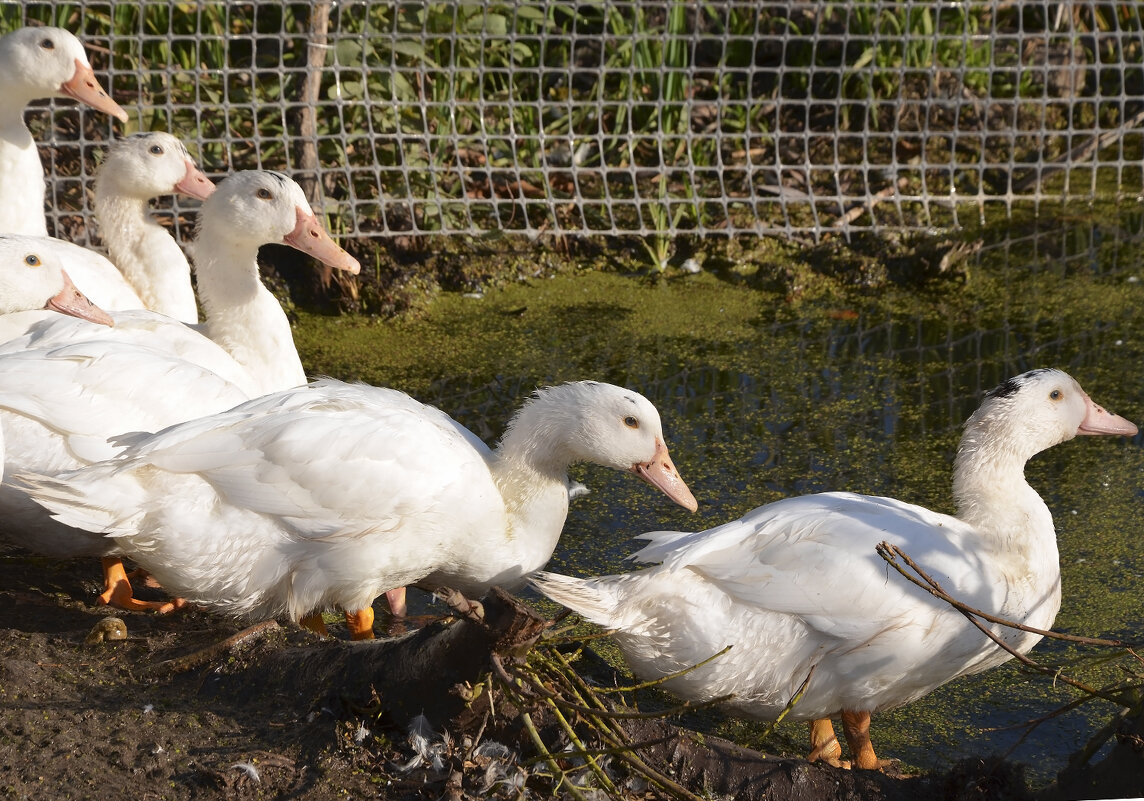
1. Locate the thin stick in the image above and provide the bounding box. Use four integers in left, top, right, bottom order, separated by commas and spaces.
596, 732, 707, 801
519, 711, 590, 801
512, 646, 712, 800
877, 542, 1125, 647
589, 645, 733, 694
877, 542, 1125, 703
511, 657, 733, 720
754, 665, 816, 742
532, 647, 638, 749
144, 620, 280, 677
542, 696, 619, 794
832, 179, 908, 228
1012, 107, 1144, 193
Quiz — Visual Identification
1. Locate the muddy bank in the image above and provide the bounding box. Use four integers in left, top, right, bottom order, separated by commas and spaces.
0, 555, 1139, 801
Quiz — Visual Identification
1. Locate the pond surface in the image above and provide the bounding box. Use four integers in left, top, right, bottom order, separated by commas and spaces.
293, 210, 1144, 783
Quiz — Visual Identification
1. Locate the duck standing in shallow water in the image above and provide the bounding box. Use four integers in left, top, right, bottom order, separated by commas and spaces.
14, 379, 697, 638
532, 369, 1136, 770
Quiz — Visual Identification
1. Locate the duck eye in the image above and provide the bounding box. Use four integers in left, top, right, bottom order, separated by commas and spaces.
256, 188, 273, 200
149, 145, 164, 155
1049, 389, 1062, 401
24, 254, 40, 267
623, 415, 639, 429
39, 38, 55, 50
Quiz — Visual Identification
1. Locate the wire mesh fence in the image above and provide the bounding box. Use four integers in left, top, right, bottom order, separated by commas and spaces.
8, 1, 1144, 251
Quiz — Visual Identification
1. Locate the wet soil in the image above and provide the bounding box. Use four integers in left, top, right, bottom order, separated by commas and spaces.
0, 554, 1139, 801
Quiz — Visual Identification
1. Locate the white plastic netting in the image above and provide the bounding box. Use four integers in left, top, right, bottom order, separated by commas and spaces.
8, 1, 1144, 248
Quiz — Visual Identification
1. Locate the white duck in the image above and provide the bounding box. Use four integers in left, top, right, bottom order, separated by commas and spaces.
0, 234, 114, 472
14, 379, 698, 639
0, 26, 127, 237
0, 173, 359, 611
93, 131, 215, 322
0, 171, 360, 396
531, 369, 1137, 770
0, 131, 215, 342
0, 235, 113, 325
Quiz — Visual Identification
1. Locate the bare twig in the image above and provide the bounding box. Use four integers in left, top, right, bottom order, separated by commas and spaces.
588, 644, 734, 694
1012, 107, 1144, 193
509, 656, 733, 720
496, 638, 719, 801
755, 665, 816, 742
144, 620, 280, 677
876, 542, 1134, 706
519, 710, 591, 801
832, 178, 910, 228
877, 542, 1125, 647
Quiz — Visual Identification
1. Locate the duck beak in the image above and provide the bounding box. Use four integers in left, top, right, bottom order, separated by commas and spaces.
174, 159, 216, 201
632, 438, 698, 512
282, 207, 361, 275
59, 58, 128, 122
1077, 393, 1137, 437
45, 270, 114, 327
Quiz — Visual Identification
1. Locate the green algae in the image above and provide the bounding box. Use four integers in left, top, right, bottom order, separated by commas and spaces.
291, 209, 1144, 783
294, 269, 767, 392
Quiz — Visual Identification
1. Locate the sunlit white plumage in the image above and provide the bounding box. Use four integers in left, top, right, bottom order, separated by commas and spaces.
0, 173, 359, 609
0, 27, 150, 316
0, 340, 247, 557
0, 26, 127, 237
15, 379, 697, 635
0, 171, 360, 397
0, 234, 113, 476
0, 132, 215, 341
532, 369, 1137, 768
94, 131, 215, 322
187, 170, 360, 395
0, 236, 113, 325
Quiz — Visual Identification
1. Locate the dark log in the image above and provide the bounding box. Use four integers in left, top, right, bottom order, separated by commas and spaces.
196, 587, 547, 728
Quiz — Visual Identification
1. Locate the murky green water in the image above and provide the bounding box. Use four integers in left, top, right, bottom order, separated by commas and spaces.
294, 210, 1144, 782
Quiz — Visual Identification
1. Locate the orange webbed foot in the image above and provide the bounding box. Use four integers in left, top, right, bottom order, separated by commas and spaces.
840, 710, 894, 771
98, 558, 183, 614
807, 718, 844, 766
345, 608, 375, 640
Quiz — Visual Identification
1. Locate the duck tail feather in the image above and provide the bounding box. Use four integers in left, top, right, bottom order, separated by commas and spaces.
529, 571, 622, 628
7, 469, 138, 535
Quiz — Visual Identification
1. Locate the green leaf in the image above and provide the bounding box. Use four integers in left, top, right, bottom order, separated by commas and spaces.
392, 39, 429, 63
474, 13, 506, 36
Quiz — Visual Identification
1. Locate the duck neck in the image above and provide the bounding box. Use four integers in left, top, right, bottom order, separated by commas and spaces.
0, 105, 47, 236
489, 412, 576, 572
951, 421, 1061, 625
193, 235, 305, 395
95, 192, 198, 323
